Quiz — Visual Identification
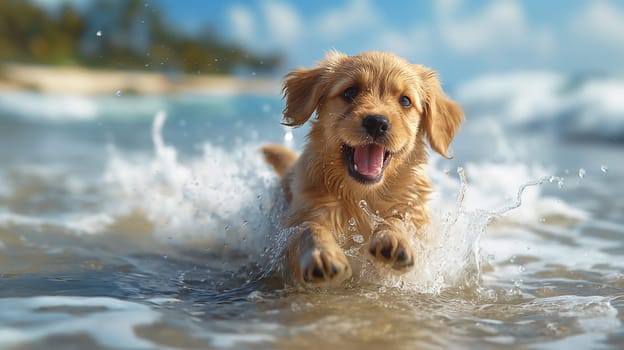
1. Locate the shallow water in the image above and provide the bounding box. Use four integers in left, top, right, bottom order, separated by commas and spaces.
0, 73, 623, 349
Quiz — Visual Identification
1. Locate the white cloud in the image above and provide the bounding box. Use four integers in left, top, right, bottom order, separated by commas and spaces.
572, 1, 624, 45
434, 0, 461, 19
315, 0, 379, 39
262, 2, 302, 47
438, 0, 529, 54
434, 0, 556, 62
372, 28, 430, 60
228, 5, 256, 44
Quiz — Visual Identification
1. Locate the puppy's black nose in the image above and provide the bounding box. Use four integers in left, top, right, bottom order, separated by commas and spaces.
362, 115, 390, 138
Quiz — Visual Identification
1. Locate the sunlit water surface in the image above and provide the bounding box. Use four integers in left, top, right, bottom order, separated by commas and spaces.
0, 73, 623, 349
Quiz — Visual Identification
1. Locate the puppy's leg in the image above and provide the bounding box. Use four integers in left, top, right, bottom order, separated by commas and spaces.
287, 222, 351, 286
368, 217, 415, 271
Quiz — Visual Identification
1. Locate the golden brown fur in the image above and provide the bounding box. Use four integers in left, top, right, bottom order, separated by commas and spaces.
262, 51, 464, 287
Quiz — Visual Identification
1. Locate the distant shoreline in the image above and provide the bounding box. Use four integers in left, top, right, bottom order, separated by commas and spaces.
0, 64, 281, 96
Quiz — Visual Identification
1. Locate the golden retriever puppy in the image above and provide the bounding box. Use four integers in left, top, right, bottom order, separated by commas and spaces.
262, 51, 464, 287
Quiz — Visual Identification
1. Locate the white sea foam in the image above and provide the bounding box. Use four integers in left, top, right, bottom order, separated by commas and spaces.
456, 72, 624, 138
0, 212, 114, 235
0, 92, 98, 121
0, 91, 166, 122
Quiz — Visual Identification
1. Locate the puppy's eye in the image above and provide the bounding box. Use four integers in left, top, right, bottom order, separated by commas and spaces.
399, 96, 411, 108
343, 87, 359, 101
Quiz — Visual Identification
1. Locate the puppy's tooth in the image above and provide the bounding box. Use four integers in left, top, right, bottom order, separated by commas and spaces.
354, 164, 358, 171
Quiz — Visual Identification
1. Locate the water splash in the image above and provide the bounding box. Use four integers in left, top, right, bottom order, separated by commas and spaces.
358, 200, 385, 230
104, 111, 276, 255
487, 175, 564, 218
102, 112, 588, 294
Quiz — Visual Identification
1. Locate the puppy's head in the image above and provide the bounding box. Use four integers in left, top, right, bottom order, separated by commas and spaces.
283, 51, 464, 186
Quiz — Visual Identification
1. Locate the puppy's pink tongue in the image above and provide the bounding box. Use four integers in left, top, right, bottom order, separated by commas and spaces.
353, 144, 384, 176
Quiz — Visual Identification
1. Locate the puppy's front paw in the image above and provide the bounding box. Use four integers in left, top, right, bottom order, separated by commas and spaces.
368, 231, 414, 271
300, 244, 351, 286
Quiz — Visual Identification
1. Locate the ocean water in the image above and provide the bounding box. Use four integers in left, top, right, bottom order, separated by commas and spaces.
0, 72, 623, 349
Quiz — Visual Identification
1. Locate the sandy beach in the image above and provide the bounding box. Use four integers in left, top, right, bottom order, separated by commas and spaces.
0, 63, 281, 95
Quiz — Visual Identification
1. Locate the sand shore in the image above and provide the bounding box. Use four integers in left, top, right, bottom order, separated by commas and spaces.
0, 63, 281, 95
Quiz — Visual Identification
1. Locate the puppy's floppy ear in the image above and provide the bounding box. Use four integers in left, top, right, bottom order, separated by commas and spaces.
282, 66, 325, 127
418, 66, 465, 158
282, 50, 347, 127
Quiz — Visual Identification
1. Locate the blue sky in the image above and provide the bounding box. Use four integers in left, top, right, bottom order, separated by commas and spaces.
34, 0, 624, 83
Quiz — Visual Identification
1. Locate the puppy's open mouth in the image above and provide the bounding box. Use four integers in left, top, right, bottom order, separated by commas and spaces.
343, 144, 392, 184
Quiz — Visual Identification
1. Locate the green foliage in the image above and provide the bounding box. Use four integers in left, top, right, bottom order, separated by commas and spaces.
0, 0, 282, 74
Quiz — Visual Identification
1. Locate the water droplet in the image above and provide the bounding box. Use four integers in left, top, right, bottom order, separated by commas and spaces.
284, 130, 293, 143
224, 225, 230, 232
115, 90, 122, 97
600, 164, 608, 173
518, 265, 526, 273
485, 289, 497, 301
509, 287, 522, 296
546, 323, 559, 334
539, 217, 546, 223
251, 71, 256, 76
347, 217, 357, 232
144, 63, 150, 67
557, 179, 564, 189
352, 234, 364, 244
96, 30, 102, 37
247, 290, 264, 302
578, 168, 586, 179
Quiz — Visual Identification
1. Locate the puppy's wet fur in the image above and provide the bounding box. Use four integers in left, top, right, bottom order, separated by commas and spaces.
262, 51, 464, 287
